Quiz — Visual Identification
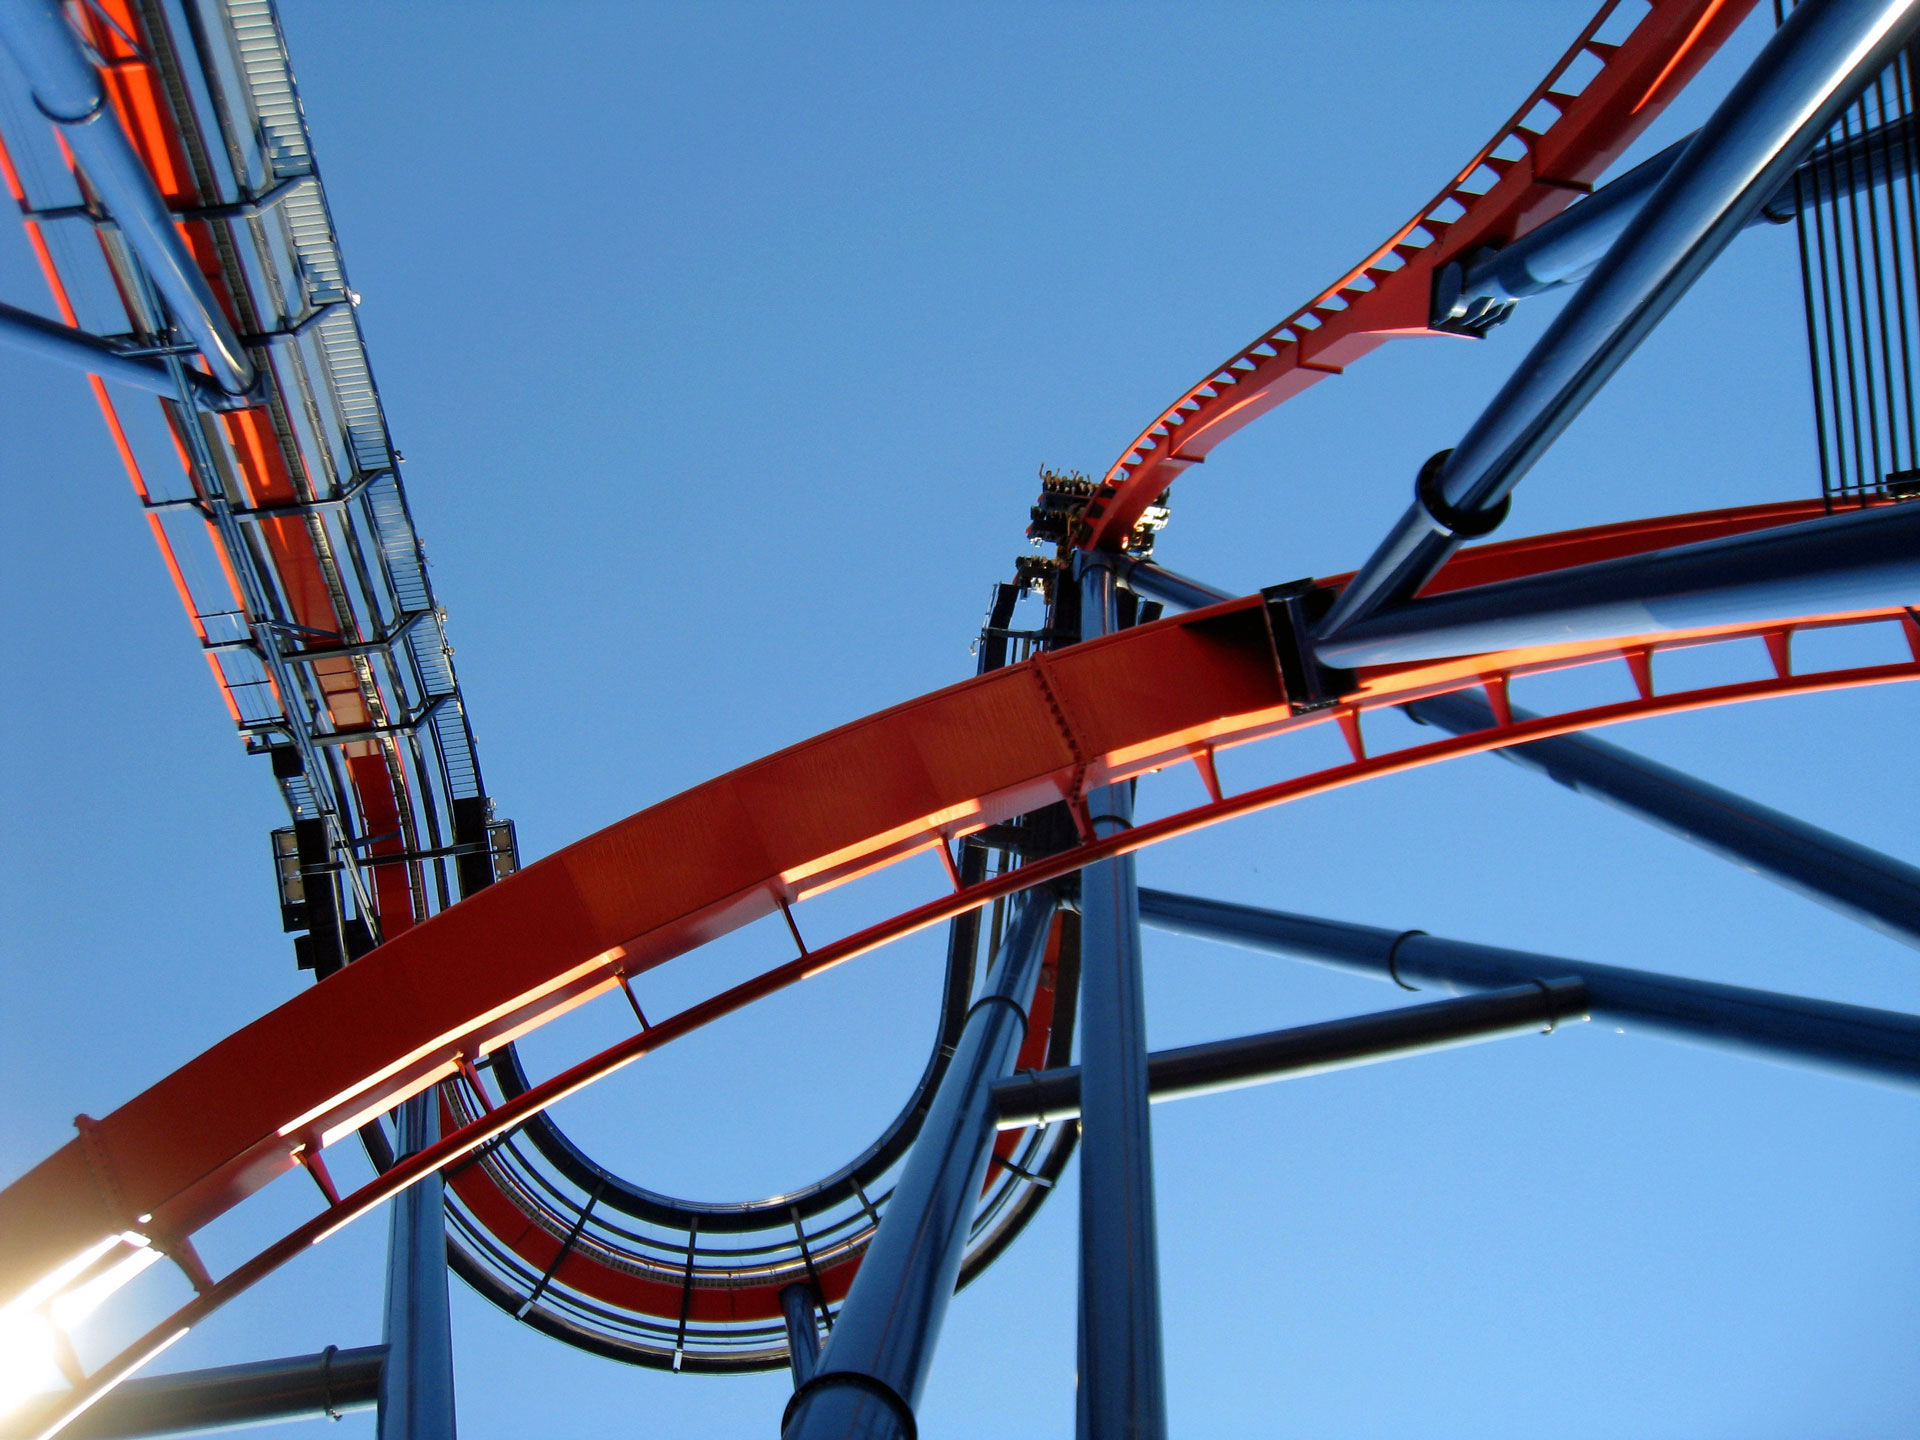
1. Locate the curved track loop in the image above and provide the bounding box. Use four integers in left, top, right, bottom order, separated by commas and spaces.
0, 0, 1861, 1423
435, 915, 1071, 1356
0, 0, 1781, 1385
428, 0, 1781, 1358
400, 498, 1863, 1349
7, 497, 1919, 1435
1079, 0, 1757, 551
2, 0, 1072, 1369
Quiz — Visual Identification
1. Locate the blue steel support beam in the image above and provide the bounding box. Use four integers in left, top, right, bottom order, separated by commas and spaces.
378, 1095, 456, 1440
1138, 889, 1920, 1088
1073, 551, 1167, 1440
1112, 555, 1234, 612
1436, 112, 1919, 321
1314, 0, 1920, 646
992, 982, 1590, 1129
0, 297, 241, 408
780, 1284, 821, 1390
782, 891, 1059, 1440
1438, 135, 1696, 321
1406, 689, 1920, 950
1314, 497, 1920, 668
4, 1346, 385, 1440
0, 0, 256, 395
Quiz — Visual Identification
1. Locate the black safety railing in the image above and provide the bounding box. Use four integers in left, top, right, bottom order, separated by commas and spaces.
1782, 6, 1920, 504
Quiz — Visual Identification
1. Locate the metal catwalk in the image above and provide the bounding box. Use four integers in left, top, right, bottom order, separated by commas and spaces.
2, 0, 1920, 1437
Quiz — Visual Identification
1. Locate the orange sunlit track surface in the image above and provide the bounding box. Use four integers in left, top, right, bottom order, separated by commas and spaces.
0, 0, 1819, 1427
8, 497, 1920, 1440
0, 1, 419, 930
1077, 0, 1756, 551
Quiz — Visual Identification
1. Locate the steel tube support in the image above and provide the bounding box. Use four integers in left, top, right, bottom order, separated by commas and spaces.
0, 0, 255, 395
1073, 552, 1167, 1440
0, 299, 238, 408
3, 1346, 384, 1440
782, 891, 1059, 1440
992, 982, 1589, 1129
1441, 112, 1920, 317
378, 1095, 456, 1440
780, 1284, 822, 1390
1112, 555, 1234, 612
1315, 497, 1920, 667
1139, 889, 1920, 1087
1316, 0, 1920, 645
1408, 690, 1920, 950
1447, 136, 1694, 312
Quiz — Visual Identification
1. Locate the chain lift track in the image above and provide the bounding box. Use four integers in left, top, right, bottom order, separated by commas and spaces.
6, 0, 1920, 1434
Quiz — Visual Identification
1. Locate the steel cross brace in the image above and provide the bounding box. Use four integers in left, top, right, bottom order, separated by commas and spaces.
1408, 689, 1920, 951
1139, 889, 1920, 1086
1316, 0, 1920, 644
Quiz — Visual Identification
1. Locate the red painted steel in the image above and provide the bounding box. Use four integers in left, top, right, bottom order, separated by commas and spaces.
25, 2, 422, 933
1078, 0, 1758, 552
0, 126, 244, 724
1, 0, 1783, 1337
1, 498, 1910, 1419
0, 0, 1841, 1420
16, 592, 1920, 1439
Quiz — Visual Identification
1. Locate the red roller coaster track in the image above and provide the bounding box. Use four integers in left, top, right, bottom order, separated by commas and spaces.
0, 2, 427, 937
1076, 0, 1756, 551
10, 491, 1920, 1433
9, 0, 1894, 1433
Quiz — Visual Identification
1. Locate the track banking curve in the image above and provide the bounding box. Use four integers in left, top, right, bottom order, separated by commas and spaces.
10, 493, 1920, 1435
1076, 0, 1758, 552
0, 0, 1873, 1432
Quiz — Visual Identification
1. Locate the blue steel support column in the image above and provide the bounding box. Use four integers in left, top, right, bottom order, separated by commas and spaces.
1073, 552, 1167, 1440
779, 1284, 821, 1390
0, 0, 256, 395
1314, 498, 1920, 667
1315, 0, 1920, 646
782, 891, 1059, 1440
378, 1094, 456, 1440
1137, 888, 1920, 1087
1438, 136, 1697, 319
1407, 690, 1920, 950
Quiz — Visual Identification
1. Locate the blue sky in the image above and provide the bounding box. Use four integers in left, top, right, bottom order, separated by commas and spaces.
5, 3, 1920, 1436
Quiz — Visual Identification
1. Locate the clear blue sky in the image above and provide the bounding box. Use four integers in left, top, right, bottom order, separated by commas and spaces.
5, 3, 1920, 1436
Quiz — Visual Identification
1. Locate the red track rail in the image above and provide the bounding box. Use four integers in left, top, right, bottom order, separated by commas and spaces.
4, 498, 1913, 1440
0, 2, 1828, 1427
344, 0, 1779, 1359
1077, 0, 1757, 551
16, 614, 1920, 1440
0, 1, 421, 931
